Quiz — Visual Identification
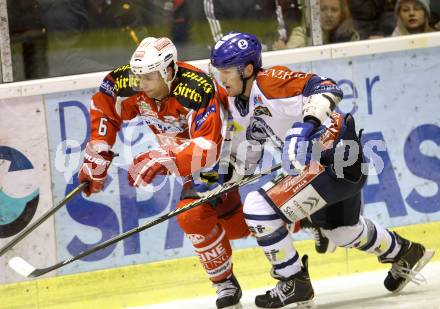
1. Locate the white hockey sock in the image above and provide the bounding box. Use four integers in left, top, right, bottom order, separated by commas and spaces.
257, 226, 301, 278
244, 191, 301, 278
324, 216, 402, 258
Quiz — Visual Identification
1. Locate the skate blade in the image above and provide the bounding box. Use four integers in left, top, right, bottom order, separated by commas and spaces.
283, 300, 316, 309
392, 249, 435, 293
326, 241, 337, 254
223, 302, 243, 309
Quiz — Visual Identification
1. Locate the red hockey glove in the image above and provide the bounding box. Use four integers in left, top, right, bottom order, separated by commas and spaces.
128, 147, 178, 187
78, 142, 114, 196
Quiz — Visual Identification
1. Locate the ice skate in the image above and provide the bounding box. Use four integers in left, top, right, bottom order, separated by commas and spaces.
213, 273, 243, 309
300, 218, 336, 254
379, 232, 435, 293
255, 255, 315, 308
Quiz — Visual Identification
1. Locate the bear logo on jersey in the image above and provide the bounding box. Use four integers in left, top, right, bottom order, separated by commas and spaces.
254, 106, 272, 117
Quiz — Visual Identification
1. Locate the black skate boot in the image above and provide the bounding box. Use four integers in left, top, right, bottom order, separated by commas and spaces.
213, 273, 242, 309
300, 218, 336, 254
379, 232, 435, 293
255, 255, 315, 308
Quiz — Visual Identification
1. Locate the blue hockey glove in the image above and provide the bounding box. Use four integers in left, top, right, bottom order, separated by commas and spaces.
282, 121, 325, 172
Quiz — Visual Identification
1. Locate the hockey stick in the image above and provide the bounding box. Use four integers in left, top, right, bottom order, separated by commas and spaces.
8, 163, 282, 278
0, 182, 88, 257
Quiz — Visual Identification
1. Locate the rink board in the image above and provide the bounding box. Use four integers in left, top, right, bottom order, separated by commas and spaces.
0, 221, 439, 309
0, 30, 439, 291
26, 35, 440, 276
0, 96, 57, 283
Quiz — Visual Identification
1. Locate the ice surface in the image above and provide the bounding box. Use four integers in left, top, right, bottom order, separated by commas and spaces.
135, 262, 440, 309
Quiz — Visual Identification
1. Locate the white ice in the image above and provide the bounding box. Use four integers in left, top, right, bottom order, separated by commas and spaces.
135, 262, 440, 309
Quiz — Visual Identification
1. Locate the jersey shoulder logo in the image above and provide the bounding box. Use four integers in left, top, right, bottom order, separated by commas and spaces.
173, 67, 215, 110
103, 64, 138, 98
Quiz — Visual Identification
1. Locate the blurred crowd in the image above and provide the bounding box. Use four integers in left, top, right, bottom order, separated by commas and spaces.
5, 0, 440, 81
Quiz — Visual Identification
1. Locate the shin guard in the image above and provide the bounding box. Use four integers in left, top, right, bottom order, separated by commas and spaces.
192, 224, 233, 282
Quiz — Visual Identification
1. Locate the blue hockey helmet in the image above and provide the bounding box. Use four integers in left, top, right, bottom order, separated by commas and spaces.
210, 32, 262, 71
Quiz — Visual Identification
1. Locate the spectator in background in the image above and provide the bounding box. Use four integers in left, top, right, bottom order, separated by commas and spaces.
42, 0, 151, 77
202, 0, 279, 51
392, 0, 435, 36
272, 0, 304, 46
172, 0, 190, 44
170, 0, 209, 60
348, 0, 397, 39
7, 0, 48, 80
430, 1, 440, 30
273, 0, 359, 49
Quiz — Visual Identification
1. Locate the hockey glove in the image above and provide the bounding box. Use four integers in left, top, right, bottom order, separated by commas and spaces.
78, 142, 114, 196
128, 147, 178, 187
282, 120, 325, 172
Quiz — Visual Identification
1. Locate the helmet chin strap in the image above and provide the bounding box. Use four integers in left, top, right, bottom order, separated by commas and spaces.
232, 68, 254, 117
238, 67, 254, 99
165, 77, 173, 94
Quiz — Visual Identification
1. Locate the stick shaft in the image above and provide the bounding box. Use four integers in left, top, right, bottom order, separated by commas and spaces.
0, 182, 87, 256
26, 163, 282, 276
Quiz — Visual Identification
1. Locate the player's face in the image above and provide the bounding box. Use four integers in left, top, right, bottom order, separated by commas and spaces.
137, 71, 169, 99
399, 0, 426, 31
217, 67, 243, 97
320, 0, 342, 32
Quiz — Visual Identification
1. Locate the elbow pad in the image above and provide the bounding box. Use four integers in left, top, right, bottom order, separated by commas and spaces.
303, 93, 341, 124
